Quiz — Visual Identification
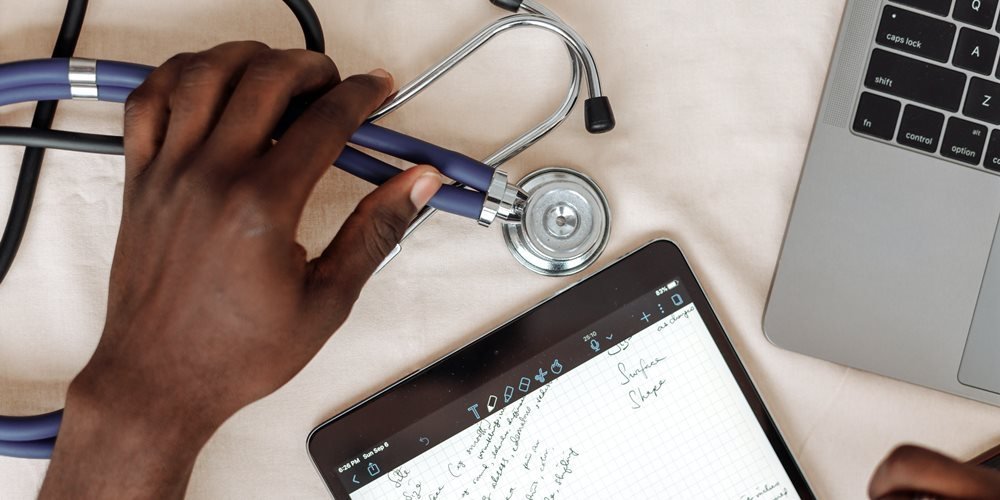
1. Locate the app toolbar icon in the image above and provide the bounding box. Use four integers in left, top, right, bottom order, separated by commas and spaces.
367, 462, 381, 477
671, 293, 683, 306
467, 403, 481, 420
518, 377, 531, 392
534, 368, 548, 384
589, 339, 601, 352
640, 311, 652, 323
487, 395, 498, 412
504, 385, 514, 403
418, 437, 430, 447
551, 359, 563, 374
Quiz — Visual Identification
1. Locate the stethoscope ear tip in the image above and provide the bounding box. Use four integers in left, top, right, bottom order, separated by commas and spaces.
584, 96, 616, 134
490, 0, 524, 13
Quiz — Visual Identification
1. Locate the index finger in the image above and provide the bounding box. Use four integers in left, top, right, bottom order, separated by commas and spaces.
868, 445, 1000, 499
260, 70, 394, 207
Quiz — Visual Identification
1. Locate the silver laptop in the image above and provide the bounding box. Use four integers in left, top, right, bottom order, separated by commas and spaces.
765, 0, 1000, 406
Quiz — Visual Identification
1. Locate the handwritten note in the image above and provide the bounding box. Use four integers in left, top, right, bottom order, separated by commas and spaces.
353, 303, 801, 499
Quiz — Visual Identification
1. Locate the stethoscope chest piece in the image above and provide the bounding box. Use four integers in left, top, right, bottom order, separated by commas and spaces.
503, 167, 610, 276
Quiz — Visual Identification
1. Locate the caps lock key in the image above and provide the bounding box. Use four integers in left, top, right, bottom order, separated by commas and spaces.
877, 5, 956, 63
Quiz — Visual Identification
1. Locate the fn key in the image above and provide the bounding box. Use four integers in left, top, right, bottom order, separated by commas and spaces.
854, 92, 900, 140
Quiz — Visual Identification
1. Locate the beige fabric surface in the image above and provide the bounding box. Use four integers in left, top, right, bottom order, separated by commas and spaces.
2, 0, 1000, 498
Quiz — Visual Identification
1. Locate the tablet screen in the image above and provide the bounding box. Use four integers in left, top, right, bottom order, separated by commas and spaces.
331, 278, 801, 499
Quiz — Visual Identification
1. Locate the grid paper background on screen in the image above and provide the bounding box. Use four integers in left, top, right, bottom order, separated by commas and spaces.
352, 303, 798, 500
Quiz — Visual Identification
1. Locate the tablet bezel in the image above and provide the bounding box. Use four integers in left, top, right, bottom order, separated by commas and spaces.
307, 239, 814, 498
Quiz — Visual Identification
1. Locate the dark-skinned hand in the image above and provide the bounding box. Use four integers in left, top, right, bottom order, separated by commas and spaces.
870, 444, 1000, 499
39, 41, 442, 499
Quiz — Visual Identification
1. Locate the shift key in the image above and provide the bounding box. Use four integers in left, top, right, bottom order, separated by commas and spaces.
865, 49, 966, 112
877, 5, 955, 63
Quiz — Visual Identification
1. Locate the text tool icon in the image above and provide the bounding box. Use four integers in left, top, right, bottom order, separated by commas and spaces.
550, 359, 563, 374
589, 339, 601, 352
518, 377, 531, 392
367, 462, 381, 477
487, 395, 498, 412
467, 403, 481, 420
535, 368, 548, 384
504, 385, 515, 403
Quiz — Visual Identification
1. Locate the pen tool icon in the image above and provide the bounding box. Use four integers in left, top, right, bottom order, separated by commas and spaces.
487, 395, 497, 413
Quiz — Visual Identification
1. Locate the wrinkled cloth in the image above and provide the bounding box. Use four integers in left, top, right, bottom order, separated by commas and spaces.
2, 0, 999, 498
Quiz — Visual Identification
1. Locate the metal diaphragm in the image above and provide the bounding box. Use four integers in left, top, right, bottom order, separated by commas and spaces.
503, 167, 611, 276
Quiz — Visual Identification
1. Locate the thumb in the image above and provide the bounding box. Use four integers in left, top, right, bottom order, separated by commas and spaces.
305, 165, 442, 306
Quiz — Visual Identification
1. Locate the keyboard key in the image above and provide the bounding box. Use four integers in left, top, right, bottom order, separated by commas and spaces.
864, 49, 967, 112
942, 117, 988, 164
877, 6, 956, 62
965, 77, 1000, 123
891, 0, 952, 16
953, 0, 999, 29
897, 105, 945, 152
954, 27, 1000, 74
983, 129, 1000, 170
854, 92, 901, 140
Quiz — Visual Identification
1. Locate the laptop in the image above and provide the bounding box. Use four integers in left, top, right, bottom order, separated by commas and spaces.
765, 0, 1000, 406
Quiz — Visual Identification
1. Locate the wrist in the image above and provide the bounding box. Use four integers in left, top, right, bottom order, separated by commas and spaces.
64, 360, 224, 448
39, 375, 221, 499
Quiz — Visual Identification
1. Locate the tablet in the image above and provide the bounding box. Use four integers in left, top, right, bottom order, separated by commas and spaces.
308, 239, 814, 499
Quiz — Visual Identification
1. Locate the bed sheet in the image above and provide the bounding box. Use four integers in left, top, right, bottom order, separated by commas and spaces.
2, 1, 999, 498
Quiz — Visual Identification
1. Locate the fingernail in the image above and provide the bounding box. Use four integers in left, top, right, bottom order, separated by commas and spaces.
410, 171, 443, 210
368, 68, 392, 80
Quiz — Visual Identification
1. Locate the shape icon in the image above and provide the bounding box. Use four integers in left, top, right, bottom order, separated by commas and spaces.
518, 377, 531, 392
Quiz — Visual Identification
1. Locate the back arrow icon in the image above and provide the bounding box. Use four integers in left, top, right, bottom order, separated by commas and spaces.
352, 474, 359, 484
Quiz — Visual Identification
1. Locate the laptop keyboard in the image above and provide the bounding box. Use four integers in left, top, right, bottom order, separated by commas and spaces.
853, 0, 1000, 171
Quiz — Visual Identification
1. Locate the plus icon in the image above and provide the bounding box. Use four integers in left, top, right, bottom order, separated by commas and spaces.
640, 312, 651, 323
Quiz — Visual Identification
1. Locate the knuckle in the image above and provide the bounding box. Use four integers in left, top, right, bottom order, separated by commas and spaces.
123, 88, 155, 122
358, 199, 408, 262
177, 53, 225, 88
309, 97, 352, 129
244, 50, 289, 83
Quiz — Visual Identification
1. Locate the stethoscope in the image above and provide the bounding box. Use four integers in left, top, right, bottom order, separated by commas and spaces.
0, 0, 613, 458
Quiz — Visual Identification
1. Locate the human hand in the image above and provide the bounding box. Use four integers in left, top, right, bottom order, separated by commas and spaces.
40, 41, 441, 498
869, 444, 1000, 499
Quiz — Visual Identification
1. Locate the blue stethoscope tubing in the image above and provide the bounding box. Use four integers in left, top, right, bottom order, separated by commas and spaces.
0, 57, 506, 458
0, 58, 495, 220
0, 411, 61, 459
